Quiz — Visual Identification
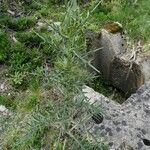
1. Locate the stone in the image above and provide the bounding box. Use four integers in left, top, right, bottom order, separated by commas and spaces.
86, 22, 150, 96
0, 105, 10, 116
86, 22, 126, 78
36, 20, 61, 32
109, 57, 144, 96
95, 28, 126, 80
79, 82, 150, 150
0, 105, 8, 112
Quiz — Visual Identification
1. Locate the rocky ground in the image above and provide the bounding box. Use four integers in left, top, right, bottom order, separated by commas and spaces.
81, 81, 150, 150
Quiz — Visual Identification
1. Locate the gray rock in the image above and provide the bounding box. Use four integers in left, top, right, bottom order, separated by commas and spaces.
109, 57, 144, 96
86, 23, 150, 96
36, 20, 61, 32
95, 29, 126, 80
81, 82, 150, 150
0, 105, 10, 116
86, 24, 126, 79
0, 105, 8, 112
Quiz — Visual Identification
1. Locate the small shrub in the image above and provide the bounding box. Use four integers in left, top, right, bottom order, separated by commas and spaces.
0, 95, 16, 109
1, 16, 37, 31
0, 0, 8, 13
0, 15, 11, 26
39, 7, 50, 16
9, 42, 42, 72
0, 31, 11, 63
16, 31, 44, 48
24, 1, 42, 11
9, 42, 43, 87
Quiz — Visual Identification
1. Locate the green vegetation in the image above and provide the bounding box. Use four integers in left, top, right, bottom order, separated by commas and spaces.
90, 0, 150, 41
0, 0, 149, 149
0, 1, 107, 149
0, 16, 36, 31
90, 76, 126, 103
0, 31, 10, 62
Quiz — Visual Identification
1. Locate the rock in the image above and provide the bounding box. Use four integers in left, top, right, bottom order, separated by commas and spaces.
110, 57, 144, 96
86, 22, 150, 96
0, 82, 8, 92
36, 20, 61, 32
0, 105, 9, 116
86, 22, 126, 78
95, 28, 126, 80
80, 82, 150, 150
7, 9, 15, 16
0, 105, 8, 112
109, 50, 150, 96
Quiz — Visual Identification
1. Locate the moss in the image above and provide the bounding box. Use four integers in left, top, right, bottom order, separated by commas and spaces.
103, 22, 123, 33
